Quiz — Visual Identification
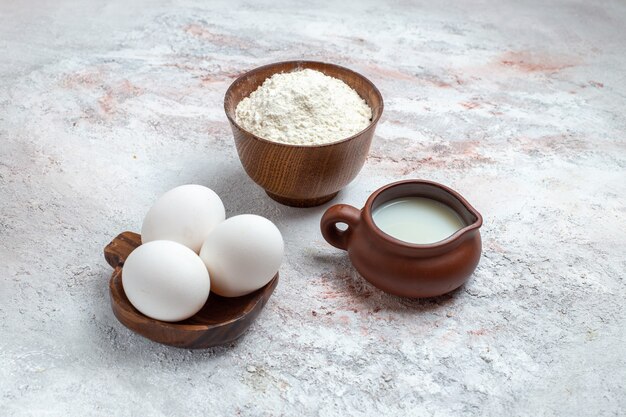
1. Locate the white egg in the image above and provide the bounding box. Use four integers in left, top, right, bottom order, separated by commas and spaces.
141, 184, 225, 253
122, 240, 211, 322
199, 214, 283, 297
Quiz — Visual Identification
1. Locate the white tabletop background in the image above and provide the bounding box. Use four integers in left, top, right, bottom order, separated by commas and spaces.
1, 0, 625, 416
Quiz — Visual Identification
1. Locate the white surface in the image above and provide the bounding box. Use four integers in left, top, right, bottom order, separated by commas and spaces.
1, 0, 625, 416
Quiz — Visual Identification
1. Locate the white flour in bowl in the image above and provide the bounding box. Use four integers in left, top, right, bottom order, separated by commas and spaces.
235, 69, 372, 146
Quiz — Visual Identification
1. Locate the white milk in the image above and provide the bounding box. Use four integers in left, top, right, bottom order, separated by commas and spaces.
372, 197, 465, 244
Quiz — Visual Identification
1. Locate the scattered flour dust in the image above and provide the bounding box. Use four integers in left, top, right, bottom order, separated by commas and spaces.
235, 69, 373, 145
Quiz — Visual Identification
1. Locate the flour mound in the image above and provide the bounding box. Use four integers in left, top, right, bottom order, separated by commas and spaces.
235, 69, 372, 145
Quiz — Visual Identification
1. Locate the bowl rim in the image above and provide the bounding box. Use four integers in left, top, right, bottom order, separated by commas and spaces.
223, 60, 384, 149
362, 179, 483, 251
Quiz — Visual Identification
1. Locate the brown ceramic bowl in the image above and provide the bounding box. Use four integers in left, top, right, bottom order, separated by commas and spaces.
104, 232, 278, 348
224, 61, 384, 207
320, 179, 483, 298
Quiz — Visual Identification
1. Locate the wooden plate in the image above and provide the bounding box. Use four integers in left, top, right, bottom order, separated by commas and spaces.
103, 232, 278, 348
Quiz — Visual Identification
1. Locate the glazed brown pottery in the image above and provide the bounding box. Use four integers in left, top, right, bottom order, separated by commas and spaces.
320, 180, 483, 298
224, 60, 384, 207
104, 232, 278, 348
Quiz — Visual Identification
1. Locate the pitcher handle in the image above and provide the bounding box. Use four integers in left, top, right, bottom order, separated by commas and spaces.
320, 204, 361, 251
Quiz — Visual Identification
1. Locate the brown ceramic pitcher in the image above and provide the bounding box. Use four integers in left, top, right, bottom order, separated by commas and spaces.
320, 179, 483, 298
